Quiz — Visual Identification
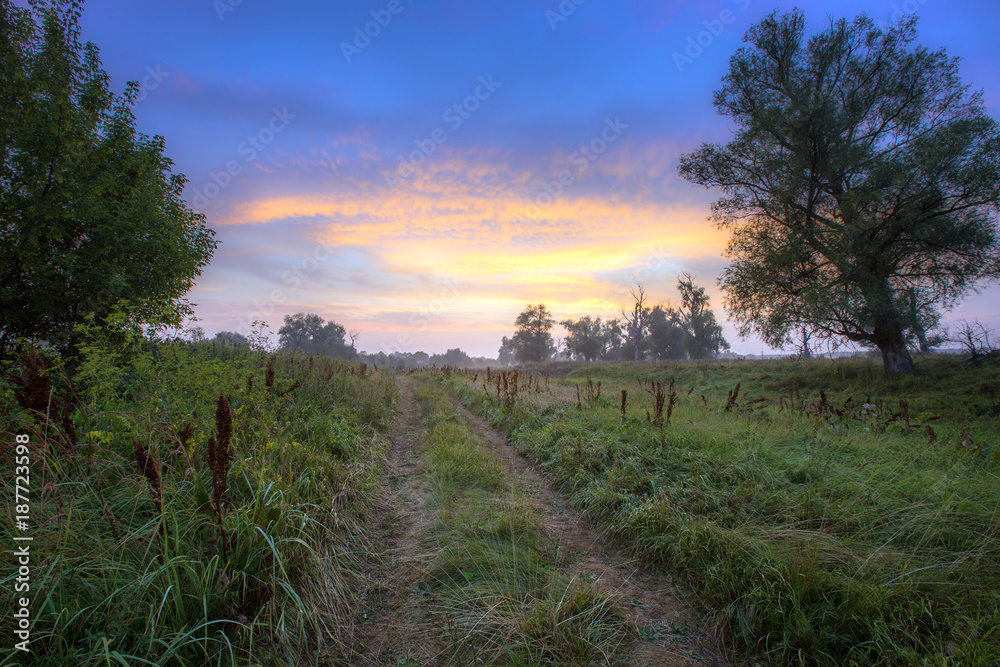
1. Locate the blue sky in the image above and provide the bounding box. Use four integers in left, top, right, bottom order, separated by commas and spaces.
75, 0, 1000, 356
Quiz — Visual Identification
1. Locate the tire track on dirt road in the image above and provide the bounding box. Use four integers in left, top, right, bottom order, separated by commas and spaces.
446, 394, 729, 667
351, 381, 444, 665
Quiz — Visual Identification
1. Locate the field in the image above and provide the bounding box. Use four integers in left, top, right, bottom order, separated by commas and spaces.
2, 339, 999, 665
435, 355, 1000, 664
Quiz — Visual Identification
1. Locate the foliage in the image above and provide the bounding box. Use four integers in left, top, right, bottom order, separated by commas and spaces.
497, 335, 515, 366
678, 9, 1000, 378
429, 347, 473, 367
647, 306, 686, 360
511, 304, 556, 363
676, 273, 729, 359
560, 316, 612, 362
0, 0, 216, 356
213, 330, 248, 347
277, 312, 355, 359
0, 331, 397, 665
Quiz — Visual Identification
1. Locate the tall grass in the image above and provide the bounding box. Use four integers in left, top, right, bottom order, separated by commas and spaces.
0, 331, 397, 665
437, 356, 1000, 665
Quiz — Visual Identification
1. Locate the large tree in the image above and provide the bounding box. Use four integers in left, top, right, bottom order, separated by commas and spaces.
511, 304, 556, 363
0, 1, 216, 356
678, 10, 1000, 377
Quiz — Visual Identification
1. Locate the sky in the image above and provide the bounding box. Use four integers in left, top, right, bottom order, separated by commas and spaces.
74, 0, 1000, 357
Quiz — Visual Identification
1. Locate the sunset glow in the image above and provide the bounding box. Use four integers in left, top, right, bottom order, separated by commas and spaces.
78, 0, 1000, 356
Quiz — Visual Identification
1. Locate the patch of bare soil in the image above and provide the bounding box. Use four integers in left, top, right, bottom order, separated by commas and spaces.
349, 381, 444, 666
449, 397, 729, 667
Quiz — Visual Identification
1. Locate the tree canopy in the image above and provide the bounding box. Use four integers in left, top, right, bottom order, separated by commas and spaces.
560, 316, 611, 362
277, 312, 355, 359
679, 9, 1000, 377
497, 335, 515, 366
0, 0, 216, 356
676, 273, 730, 359
511, 304, 556, 363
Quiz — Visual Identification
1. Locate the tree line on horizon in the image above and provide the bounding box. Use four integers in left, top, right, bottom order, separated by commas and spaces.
499, 274, 731, 365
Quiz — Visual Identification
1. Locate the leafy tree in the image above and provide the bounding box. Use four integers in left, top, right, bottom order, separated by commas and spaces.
0, 1, 216, 357
277, 312, 354, 359
497, 336, 515, 366
511, 304, 556, 363
676, 273, 729, 359
678, 10, 1000, 377
214, 331, 248, 346
647, 306, 686, 360
600, 318, 626, 360
429, 348, 473, 367
560, 316, 608, 361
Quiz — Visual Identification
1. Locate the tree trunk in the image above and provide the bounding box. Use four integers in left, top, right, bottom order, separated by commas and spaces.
878, 338, 916, 379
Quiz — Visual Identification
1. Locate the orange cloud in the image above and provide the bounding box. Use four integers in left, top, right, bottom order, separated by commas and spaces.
199, 140, 731, 353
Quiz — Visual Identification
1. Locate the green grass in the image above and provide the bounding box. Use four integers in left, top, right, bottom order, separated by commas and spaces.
0, 334, 397, 666
436, 356, 1000, 665
411, 380, 630, 666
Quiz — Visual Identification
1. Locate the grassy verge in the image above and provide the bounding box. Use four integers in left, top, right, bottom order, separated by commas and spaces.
0, 331, 396, 666
411, 379, 630, 665
436, 357, 1000, 665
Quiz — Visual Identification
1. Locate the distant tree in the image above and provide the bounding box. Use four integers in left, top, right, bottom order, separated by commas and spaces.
647, 306, 686, 360
904, 288, 945, 353
497, 336, 515, 366
794, 326, 814, 359
278, 312, 354, 359
214, 331, 248, 346
430, 348, 473, 367
676, 274, 729, 359
560, 316, 607, 361
511, 304, 556, 363
0, 1, 216, 357
678, 10, 1000, 377
183, 325, 206, 342
600, 319, 626, 360
620, 284, 651, 361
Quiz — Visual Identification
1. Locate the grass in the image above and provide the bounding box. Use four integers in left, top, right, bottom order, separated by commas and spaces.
0, 331, 397, 666
436, 355, 1000, 665
411, 379, 631, 665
